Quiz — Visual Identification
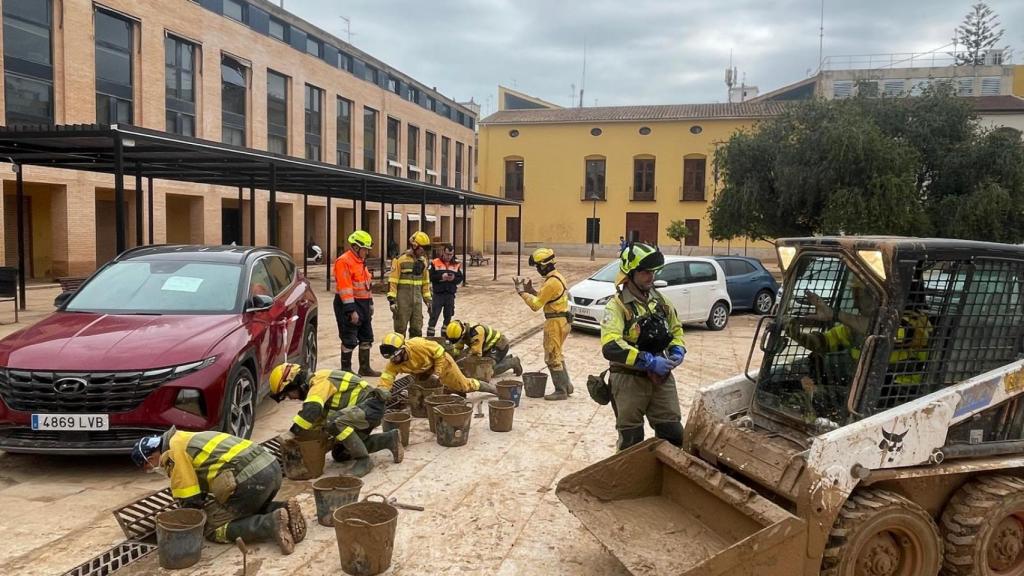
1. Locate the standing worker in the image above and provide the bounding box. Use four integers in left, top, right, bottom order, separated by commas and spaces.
445, 320, 523, 376
130, 429, 304, 554
514, 248, 574, 401
389, 231, 432, 338
426, 244, 463, 337
378, 332, 498, 395
269, 363, 403, 477
334, 230, 380, 376
600, 242, 686, 450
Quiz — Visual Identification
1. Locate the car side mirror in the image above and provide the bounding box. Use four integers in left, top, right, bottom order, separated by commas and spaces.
246, 294, 274, 312
54, 291, 75, 308
653, 280, 668, 288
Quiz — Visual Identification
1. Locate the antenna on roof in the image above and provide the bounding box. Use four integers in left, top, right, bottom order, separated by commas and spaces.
339, 16, 354, 43
580, 35, 587, 108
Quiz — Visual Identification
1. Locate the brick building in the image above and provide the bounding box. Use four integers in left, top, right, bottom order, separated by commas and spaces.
0, 0, 477, 278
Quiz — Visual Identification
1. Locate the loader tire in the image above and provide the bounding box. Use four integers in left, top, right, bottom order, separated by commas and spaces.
940, 474, 1024, 576
820, 488, 941, 576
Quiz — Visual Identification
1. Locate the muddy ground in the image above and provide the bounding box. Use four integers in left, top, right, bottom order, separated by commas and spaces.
0, 255, 765, 576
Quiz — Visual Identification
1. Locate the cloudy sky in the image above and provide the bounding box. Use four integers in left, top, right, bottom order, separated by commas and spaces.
283, 0, 1024, 115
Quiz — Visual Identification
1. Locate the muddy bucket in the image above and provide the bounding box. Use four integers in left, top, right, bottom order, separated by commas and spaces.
408, 383, 442, 418
382, 411, 411, 447
282, 435, 329, 480
522, 372, 548, 398
495, 380, 523, 407
426, 394, 466, 434
488, 400, 515, 432
458, 355, 495, 381
156, 509, 206, 570
435, 403, 474, 447
333, 494, 398, 576
313, 475, 364, 527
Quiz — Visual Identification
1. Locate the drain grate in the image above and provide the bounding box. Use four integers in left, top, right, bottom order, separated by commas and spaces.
59, 540, 156, 576
112, 488, 176, 541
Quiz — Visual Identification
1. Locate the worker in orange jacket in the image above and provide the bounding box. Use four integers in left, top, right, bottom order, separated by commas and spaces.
334, 231, 380, 376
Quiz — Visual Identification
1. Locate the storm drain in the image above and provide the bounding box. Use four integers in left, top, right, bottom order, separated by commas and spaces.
59, 541, 156, 576
112, 488, 176, 541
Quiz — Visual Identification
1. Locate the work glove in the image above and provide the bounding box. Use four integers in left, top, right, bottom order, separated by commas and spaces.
667, 345, 686, 366
523, 278, 537, 296
387, 296, 397, 314
513, 277, 525, 294
647, 355, 675, 377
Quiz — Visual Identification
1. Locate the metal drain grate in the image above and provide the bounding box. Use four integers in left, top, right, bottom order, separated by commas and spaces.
60, 540, 156, 576
112, 488, 176, 541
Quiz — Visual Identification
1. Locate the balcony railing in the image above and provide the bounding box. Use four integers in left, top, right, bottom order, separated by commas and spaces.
630, 186, 656, 202
679, 185, 705, 202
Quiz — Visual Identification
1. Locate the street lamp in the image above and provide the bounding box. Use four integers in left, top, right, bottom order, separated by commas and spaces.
588, 190, 600, 261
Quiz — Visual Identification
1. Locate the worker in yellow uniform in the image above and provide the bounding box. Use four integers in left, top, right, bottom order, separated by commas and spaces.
269, 363, 403, 477
130, 429, 303, 554
600, 242, 686, 450
378, 332, 498, 395
514, 248, 573, 400
445, 320, 523, 377
388, 231, 432, 338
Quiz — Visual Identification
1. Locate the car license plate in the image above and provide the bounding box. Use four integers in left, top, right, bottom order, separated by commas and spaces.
31, 414, 109, 431
571, 306, 595, 320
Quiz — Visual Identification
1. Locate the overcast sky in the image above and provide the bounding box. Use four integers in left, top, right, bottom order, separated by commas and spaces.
283, 0, 1024, 115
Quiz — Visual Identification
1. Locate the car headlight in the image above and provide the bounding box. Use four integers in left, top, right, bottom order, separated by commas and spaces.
594, 295, 613, 306
141, 356, 218, 383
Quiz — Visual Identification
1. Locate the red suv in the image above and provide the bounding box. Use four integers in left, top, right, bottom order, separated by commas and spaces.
0, 245, 318, 454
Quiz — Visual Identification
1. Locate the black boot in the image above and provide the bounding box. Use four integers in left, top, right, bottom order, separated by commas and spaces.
562, 361, 574, 395
341, 349, 353, 372
330, 442, 351, 463
493, 355, 522, 377
219, 509, 294, 555
358, 345, 381, 377
618, 426, 645, 451
653, 422, 684, 448
339, 433, 373, 477
364, 429, 404, 464
545, 370, 569, 401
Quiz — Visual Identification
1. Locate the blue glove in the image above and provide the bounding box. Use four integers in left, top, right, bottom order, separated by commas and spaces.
648, 355, 675, 377
667, 346, 686, 366
634, 351, 654, 371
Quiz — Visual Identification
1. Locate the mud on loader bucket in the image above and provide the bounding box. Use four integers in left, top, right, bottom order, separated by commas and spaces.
557, 439, 807, 576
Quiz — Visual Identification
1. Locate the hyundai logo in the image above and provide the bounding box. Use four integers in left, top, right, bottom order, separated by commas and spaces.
53, 377, 88, 394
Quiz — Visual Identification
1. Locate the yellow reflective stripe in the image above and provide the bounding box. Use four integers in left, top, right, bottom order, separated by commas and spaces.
293, 414, 314, 430
336, 426, 355, 441
626, 348, 638, 366
397, 279, 425, 285
191, 433, 230, 469
173, 484, 201, 499
306, 395, 325, 406
206, 439, 252, 483
485, 328, 501, 348
346, 388, 361, 408
433, 346, 445, 359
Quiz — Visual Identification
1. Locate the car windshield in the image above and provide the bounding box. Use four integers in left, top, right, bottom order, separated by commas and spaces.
66, 260, 243, 314
590, 261, 620, 282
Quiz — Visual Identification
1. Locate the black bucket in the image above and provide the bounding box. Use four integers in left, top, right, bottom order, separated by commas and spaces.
155, 508, 206, 570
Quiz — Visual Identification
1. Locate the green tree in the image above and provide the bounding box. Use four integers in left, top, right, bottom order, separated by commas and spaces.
953, 2, 1005, 66
666, 220, 690, 254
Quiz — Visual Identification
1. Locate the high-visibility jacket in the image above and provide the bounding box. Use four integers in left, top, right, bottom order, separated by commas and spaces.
429, 257, 463, 295
334, 249, 373, 311
388, 251, 431, 301
455, 324, 503, 356
159, 430, 276, 501
291, 370, 371, 432
380, 337, 447, 390
601, 288, 685, 368
519, 270, 570, 317
822, 310, 931, 384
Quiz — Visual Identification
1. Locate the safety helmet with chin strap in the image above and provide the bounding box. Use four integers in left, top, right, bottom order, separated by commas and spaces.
445, 320, 467, 342
617, 242, 665, 284
528, 248, 556, 268
379, 332, 406, 358
269, 363, 307, 402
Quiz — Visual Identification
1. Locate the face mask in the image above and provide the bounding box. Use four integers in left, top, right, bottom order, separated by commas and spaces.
146, 464, 167, 477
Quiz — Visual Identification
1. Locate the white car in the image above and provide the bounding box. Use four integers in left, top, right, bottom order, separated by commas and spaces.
568, 256, 732, 332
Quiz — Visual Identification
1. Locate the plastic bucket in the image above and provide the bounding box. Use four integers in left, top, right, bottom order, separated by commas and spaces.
425, 394, 466, 434
333, 494, 398, 576
488, 400, 515, 432
281, 435, 329, 480
156, 509, 206, 570
408, 383, 442, 418
313, 475, 364, 527
435, 403, 474, 447
495, 380, 523, 407
523, 372, 548, 398
382, 411, 411, 447
458, 355, 495, 381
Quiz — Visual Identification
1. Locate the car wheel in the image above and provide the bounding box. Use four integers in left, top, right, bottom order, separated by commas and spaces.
706, 301, 729, 331
302, 321, 317, 371
222, 364, 256, 439
753, 290, 775, 315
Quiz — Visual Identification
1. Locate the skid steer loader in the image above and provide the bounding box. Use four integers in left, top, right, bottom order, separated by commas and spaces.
558, 237, 1024, 576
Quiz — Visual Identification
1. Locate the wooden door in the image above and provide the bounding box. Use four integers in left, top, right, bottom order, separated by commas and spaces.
625, 212, 659, 245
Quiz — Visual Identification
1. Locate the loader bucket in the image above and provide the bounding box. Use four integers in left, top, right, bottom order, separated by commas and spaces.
557, 439, 808, 576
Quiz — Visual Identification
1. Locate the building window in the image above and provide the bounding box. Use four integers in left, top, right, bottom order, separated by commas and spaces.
304, 84, 323, 161
633, 158, 655, 201
639, 126, 651, 135
468, 145, 474, 188
685, 219, 701, 246
165, 36, 196, 137
585, 158, 606, 200
267, 70, 288, 154
363, 107, 378, 171
94, 9, 133, 126
504, 159, 524, 200
833, 80, 854, 99
957, 78, 974, 96
586, 217, 601, 244
408, 86, 420, 103
221, 55, 247, 146
682, 157, 706, 201
338, 51, 353, 72
425, 131, 436, 183
305, 37, 321, 58
455, 142, 464, 190
441, 137, 450, 187
223, 0, 245, 22
506, 217, 520, 242
509, 129, 520, 138
689, 125, 703, 134
407, 125, 419, 168
4, 0, 54, 125
387, 76, 400, 94
590, 127, 602, 136
269, 17, 288, 42
386, 117, 400, 164
336, 97, 352, 167
363, 65, 378, 84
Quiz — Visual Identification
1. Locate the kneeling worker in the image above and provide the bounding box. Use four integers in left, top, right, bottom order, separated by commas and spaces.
269, 363, 403, 477
378, 332, 499, 395
131, 429, 304, 554
445, 320, 523, 377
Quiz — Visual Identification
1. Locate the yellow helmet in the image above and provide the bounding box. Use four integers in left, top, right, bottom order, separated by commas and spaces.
409, 231, 431, 248
445, 320, 467, 341
379, 332, 406, 358
617, 242, 665, 284
348, 230, 373, 249
529, 248, 555, 267
269, 363, 303, 401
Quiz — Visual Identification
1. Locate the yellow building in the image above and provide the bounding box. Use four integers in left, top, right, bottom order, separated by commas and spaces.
475, 102, 784, 257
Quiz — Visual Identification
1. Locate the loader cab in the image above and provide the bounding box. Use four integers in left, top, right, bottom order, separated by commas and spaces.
752, 237, 1024, 432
